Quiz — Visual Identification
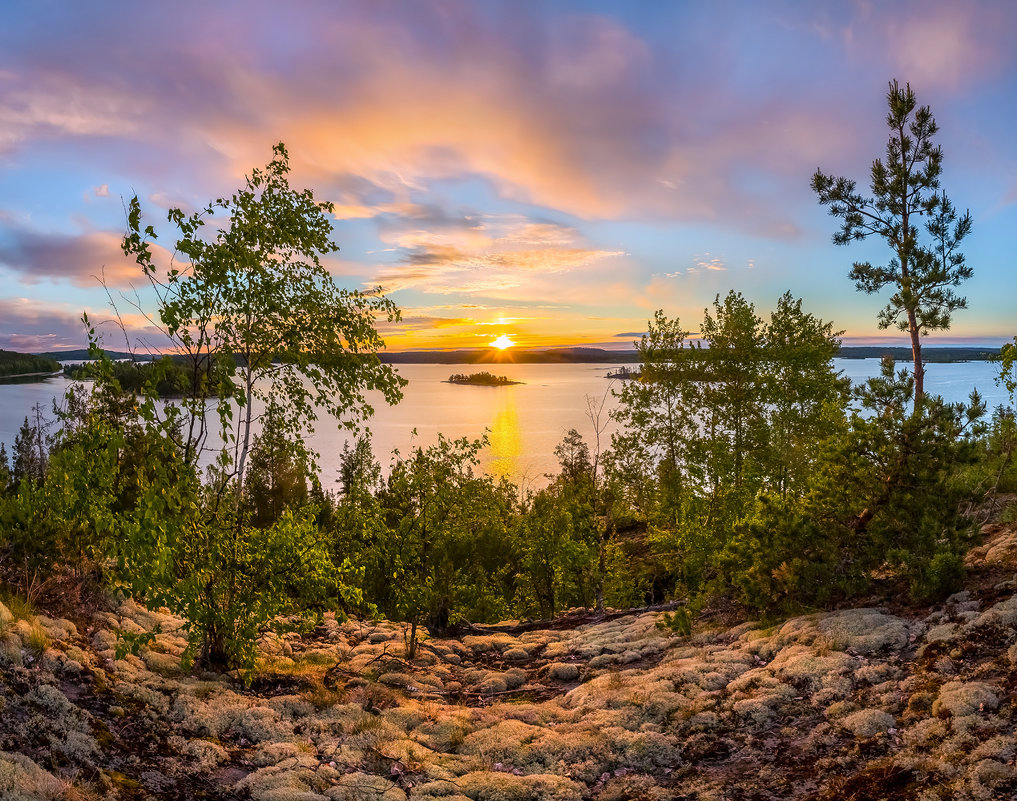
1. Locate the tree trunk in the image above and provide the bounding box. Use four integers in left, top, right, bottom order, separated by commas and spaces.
908, 308, 924, 410
408, 619, 418, 659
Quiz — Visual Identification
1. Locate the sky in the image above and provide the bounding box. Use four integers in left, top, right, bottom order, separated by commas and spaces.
0, 0, 1015, 354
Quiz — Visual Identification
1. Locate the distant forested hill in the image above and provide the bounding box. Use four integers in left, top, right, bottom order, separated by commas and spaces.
836, 346, 1000, 362
377, 345, 999, 365
0, 349, 61, 377
27, 345, 1000, 367
35, 349, 152, 362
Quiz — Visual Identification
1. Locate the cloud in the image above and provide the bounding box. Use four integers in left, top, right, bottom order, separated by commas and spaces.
0, 297, 84, 351
0, 3, 838, 233
693, 254, 726, 272
371, 216, 623, 295
0, 295, 170, 352
376, 314, 479, 333
0, 221, 155, 289
875, 4, 1011, 91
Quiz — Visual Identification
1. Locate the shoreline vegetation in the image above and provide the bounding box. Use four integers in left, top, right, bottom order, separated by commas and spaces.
446, 371, 522, 386
0, 349, 60, 380
31, 344, 1006, 366
64, 356, 227, 399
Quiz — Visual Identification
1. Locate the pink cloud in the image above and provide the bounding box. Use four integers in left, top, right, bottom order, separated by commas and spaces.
0, 224, 154, 289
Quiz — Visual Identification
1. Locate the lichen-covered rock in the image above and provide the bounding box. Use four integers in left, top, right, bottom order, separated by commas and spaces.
327, 772, 405, 800
817, 609, 910, 654
547, 663, 580, 681
932, 681, 998, 718
458, 770, 583, 801
968, 594, 1017, 630
0, 751, 65, 800
839, 708, 896, 739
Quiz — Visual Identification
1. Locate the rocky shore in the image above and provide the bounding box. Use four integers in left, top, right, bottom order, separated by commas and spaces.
3, 524, 1017, 801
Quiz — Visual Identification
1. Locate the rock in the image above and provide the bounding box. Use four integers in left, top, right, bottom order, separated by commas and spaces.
840, 709, 896, 739
547, 662, 580, 681
933, 681, 999, 718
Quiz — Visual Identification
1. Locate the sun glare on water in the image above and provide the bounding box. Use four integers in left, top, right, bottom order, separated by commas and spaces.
490, 334, 515, 350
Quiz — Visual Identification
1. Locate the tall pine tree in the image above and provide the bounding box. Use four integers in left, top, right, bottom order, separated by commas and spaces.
812, 80, 972, 407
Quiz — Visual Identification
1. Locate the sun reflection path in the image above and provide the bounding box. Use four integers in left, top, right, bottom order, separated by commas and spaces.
488, 391, 522, 480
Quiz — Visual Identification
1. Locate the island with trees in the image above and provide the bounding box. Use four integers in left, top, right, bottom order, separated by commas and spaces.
446, 371, 522, 386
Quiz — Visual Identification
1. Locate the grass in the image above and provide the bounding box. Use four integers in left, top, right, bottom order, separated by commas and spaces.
0, 588, 36, 623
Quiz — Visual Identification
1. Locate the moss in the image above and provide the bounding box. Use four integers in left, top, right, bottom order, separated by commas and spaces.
0, 751, 65, 800
840, 708, 896, 739
0, 632, 23, 666
546, 663, 580, 681
170, 736, 229, 770
457, 771, 582, 801
932, 681, 998, 718
142, 648, 183, 677
36, 615, 76, 641
326, 772, 405, 800
379, 672, 415, 688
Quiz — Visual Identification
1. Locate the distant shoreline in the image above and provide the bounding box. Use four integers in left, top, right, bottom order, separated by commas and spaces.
32, 345, 1003, 366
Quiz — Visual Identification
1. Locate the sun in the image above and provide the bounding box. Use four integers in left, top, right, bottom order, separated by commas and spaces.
490, 334, 515, 350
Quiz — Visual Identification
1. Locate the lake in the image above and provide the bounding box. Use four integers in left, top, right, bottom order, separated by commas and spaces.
0, 359, 1011, 487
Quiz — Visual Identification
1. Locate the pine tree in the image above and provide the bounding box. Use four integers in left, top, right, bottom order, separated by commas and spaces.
812, 80, 972, 407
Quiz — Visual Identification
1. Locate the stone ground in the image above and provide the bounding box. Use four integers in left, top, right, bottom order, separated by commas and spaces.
2, 523, 1017, 801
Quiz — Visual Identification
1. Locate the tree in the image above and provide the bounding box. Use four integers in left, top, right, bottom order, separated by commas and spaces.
761, 291, 849, 498
811, 358, 985, 601
11, 407, 49, 487
110, 144, 405, 670
122, 142, 405, 490
999, 336, 1017, 402
612, 293, 846, 599
812, 80, 972, 407
370, 434, 512, 656
242, 403, 311, 529
611, 309, 700, 513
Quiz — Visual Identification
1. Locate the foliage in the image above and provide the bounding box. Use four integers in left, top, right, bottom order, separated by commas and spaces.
0, 350, 60, 378
812, 80, 972, 404
364, 434, 515, 654
100, 143, 405, 670
999, 336, 1017, 402
121, 141, 405, 479
612, 292, 847, 599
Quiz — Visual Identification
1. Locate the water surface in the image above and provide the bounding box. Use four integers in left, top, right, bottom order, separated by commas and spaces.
1, 359, 1009, 486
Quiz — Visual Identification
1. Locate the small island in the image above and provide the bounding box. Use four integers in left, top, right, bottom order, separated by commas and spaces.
446, 371, 522, 386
